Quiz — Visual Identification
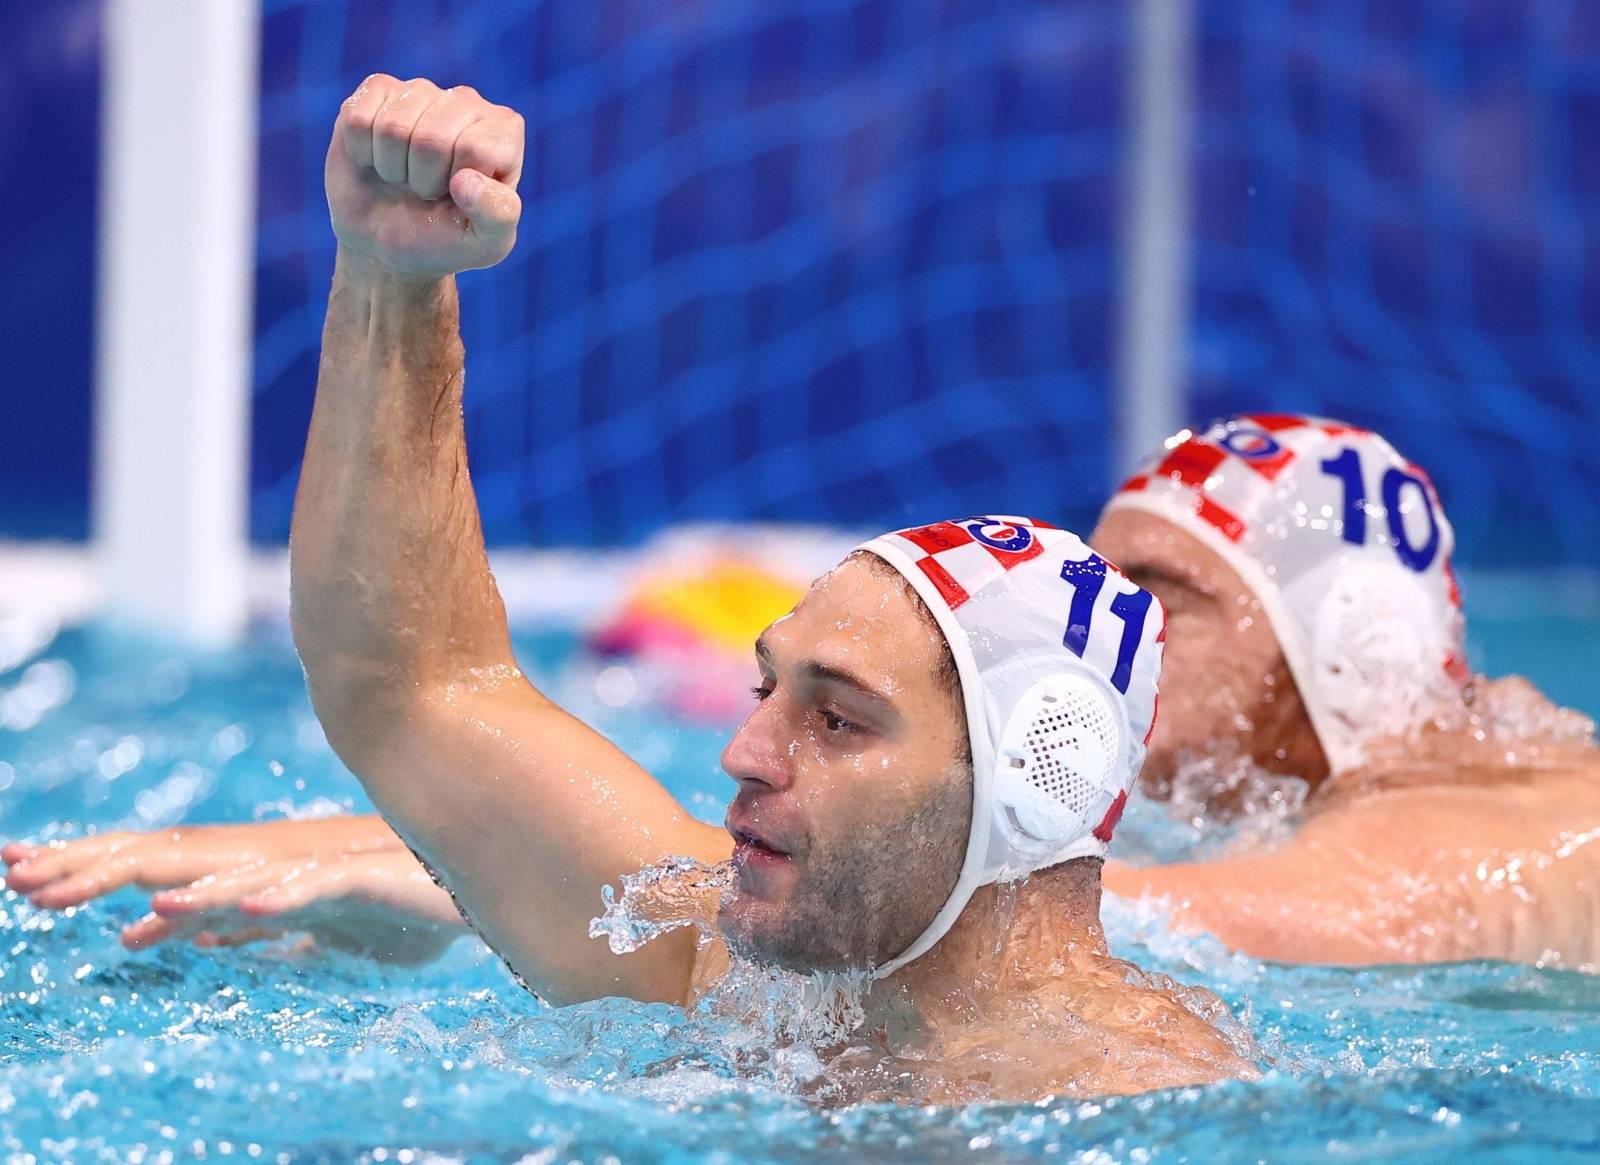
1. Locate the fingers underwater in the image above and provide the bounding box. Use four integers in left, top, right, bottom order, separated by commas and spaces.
121, 913, 189, 950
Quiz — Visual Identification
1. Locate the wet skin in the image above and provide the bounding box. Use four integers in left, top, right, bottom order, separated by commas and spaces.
4, 70, 1257, 1100
2, 555, 1257, 1099
717, 555, 971, 972
1091, 510, 1329, 799
27, 71, 1247, 1102
1091, 509, 1600, 969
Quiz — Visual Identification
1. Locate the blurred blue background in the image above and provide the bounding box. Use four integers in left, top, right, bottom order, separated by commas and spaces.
4, 0, 1598, 567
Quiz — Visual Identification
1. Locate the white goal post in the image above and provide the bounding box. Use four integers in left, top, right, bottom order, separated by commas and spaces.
1116, 0, 1194, 473
94, 0, 260, 644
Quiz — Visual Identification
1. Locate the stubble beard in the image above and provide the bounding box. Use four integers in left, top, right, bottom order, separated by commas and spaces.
719, 772, 972, 973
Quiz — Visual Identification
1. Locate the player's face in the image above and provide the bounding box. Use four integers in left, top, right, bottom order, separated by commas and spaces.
718, 556, 971, 971
1090, 510, 1326, 802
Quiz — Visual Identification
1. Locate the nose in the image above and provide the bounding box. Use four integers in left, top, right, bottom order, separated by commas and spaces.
721, 697, 795, 792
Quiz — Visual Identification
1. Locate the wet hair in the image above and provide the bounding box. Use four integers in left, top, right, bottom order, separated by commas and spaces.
848, 551, 973, 770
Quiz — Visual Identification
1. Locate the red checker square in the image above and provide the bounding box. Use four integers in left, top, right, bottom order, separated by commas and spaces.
916, 555, 971, 610
1196, 496, 1246, 542
1243, 413, 1311, 433
1156, 440, 1225, 488
1092, 791, 1129, 843
899, 521, 974, 556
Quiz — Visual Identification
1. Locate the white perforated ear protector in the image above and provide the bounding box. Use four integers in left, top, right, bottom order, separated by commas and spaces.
991, 667, 1130, 874
1309, 561, 1454, 767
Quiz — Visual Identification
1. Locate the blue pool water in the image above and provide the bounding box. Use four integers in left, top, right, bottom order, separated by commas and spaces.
2, 593, 1599, 1163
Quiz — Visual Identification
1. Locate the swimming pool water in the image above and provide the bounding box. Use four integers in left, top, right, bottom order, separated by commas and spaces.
2, 605, 1599, 1164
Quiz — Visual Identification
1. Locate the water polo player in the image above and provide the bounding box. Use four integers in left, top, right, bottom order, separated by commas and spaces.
1094, 415, 1600, 967
10, 75, 1256, 1102
15, 416, 1597, 975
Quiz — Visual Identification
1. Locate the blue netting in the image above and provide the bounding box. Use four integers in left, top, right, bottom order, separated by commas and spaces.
1188, 0, 1600, 568
250, 0, 1126, 546
250, 0, 1600, 568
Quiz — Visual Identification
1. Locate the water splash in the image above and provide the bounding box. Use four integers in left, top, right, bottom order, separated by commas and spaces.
1118, 752, 1309, 865
587, 855, 870, 1050
1166, 754, 1308, 852
584, 855, 875, 1096
1454, 675, 1596, 754
588, 855, 734, 954
698, 960, 871, 1055
1340, 674, 1599, 796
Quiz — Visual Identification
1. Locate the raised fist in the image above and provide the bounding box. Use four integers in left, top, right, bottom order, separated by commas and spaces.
326, 74, 524, 279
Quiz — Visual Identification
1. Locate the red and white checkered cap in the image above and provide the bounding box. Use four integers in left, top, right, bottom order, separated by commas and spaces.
858, 515, 1163, 975
1103, 414, 1466, 773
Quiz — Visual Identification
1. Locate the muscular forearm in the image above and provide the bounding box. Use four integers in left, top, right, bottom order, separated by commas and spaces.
290, 251, 518, 746
1106, 860, 1373, 963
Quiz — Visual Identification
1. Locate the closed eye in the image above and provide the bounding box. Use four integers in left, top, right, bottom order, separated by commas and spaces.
1124, 564, 1213, 609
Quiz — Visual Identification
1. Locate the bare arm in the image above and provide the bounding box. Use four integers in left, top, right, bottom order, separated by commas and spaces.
1104, 798, 1482, 966
291, 75, 728, 1005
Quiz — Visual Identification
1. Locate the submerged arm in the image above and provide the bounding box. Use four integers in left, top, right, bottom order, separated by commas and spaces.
290, 76, 728, 1004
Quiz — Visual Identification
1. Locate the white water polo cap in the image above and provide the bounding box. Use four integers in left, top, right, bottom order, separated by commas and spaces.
857, 516, 1163, 976
1103, 414, 1467, 776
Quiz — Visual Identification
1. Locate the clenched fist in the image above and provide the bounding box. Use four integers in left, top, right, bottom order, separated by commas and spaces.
327, 74, 524, 279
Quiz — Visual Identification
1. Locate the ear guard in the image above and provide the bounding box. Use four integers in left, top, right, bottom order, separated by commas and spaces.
1308, 560, 1457, 755
989, 662, 1132, 877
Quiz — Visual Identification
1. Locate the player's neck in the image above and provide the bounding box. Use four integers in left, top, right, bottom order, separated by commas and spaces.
877, 859, 1109, 1013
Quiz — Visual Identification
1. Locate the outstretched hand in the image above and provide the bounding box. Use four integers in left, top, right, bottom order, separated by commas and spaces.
327, 74, 525, 280
1, 816, 403, 910
1, 816, 465, 963
122, 849, 468, 966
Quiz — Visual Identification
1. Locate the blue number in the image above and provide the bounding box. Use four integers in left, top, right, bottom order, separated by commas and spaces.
1319, 449, 1440, 573
1319, 448, 1367, 545
1381, 468, 1440, 571
1058, 555, 1106, 658
1107, 589, 1153, 695
1058, 555, 1148, 694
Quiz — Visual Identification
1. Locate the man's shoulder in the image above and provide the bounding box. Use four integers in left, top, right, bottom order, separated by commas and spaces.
1304, 759, 1600, 853
1016, 964, 1257, 1092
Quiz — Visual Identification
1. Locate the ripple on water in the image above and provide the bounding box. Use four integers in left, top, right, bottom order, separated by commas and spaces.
4, 627, 1600, 1163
